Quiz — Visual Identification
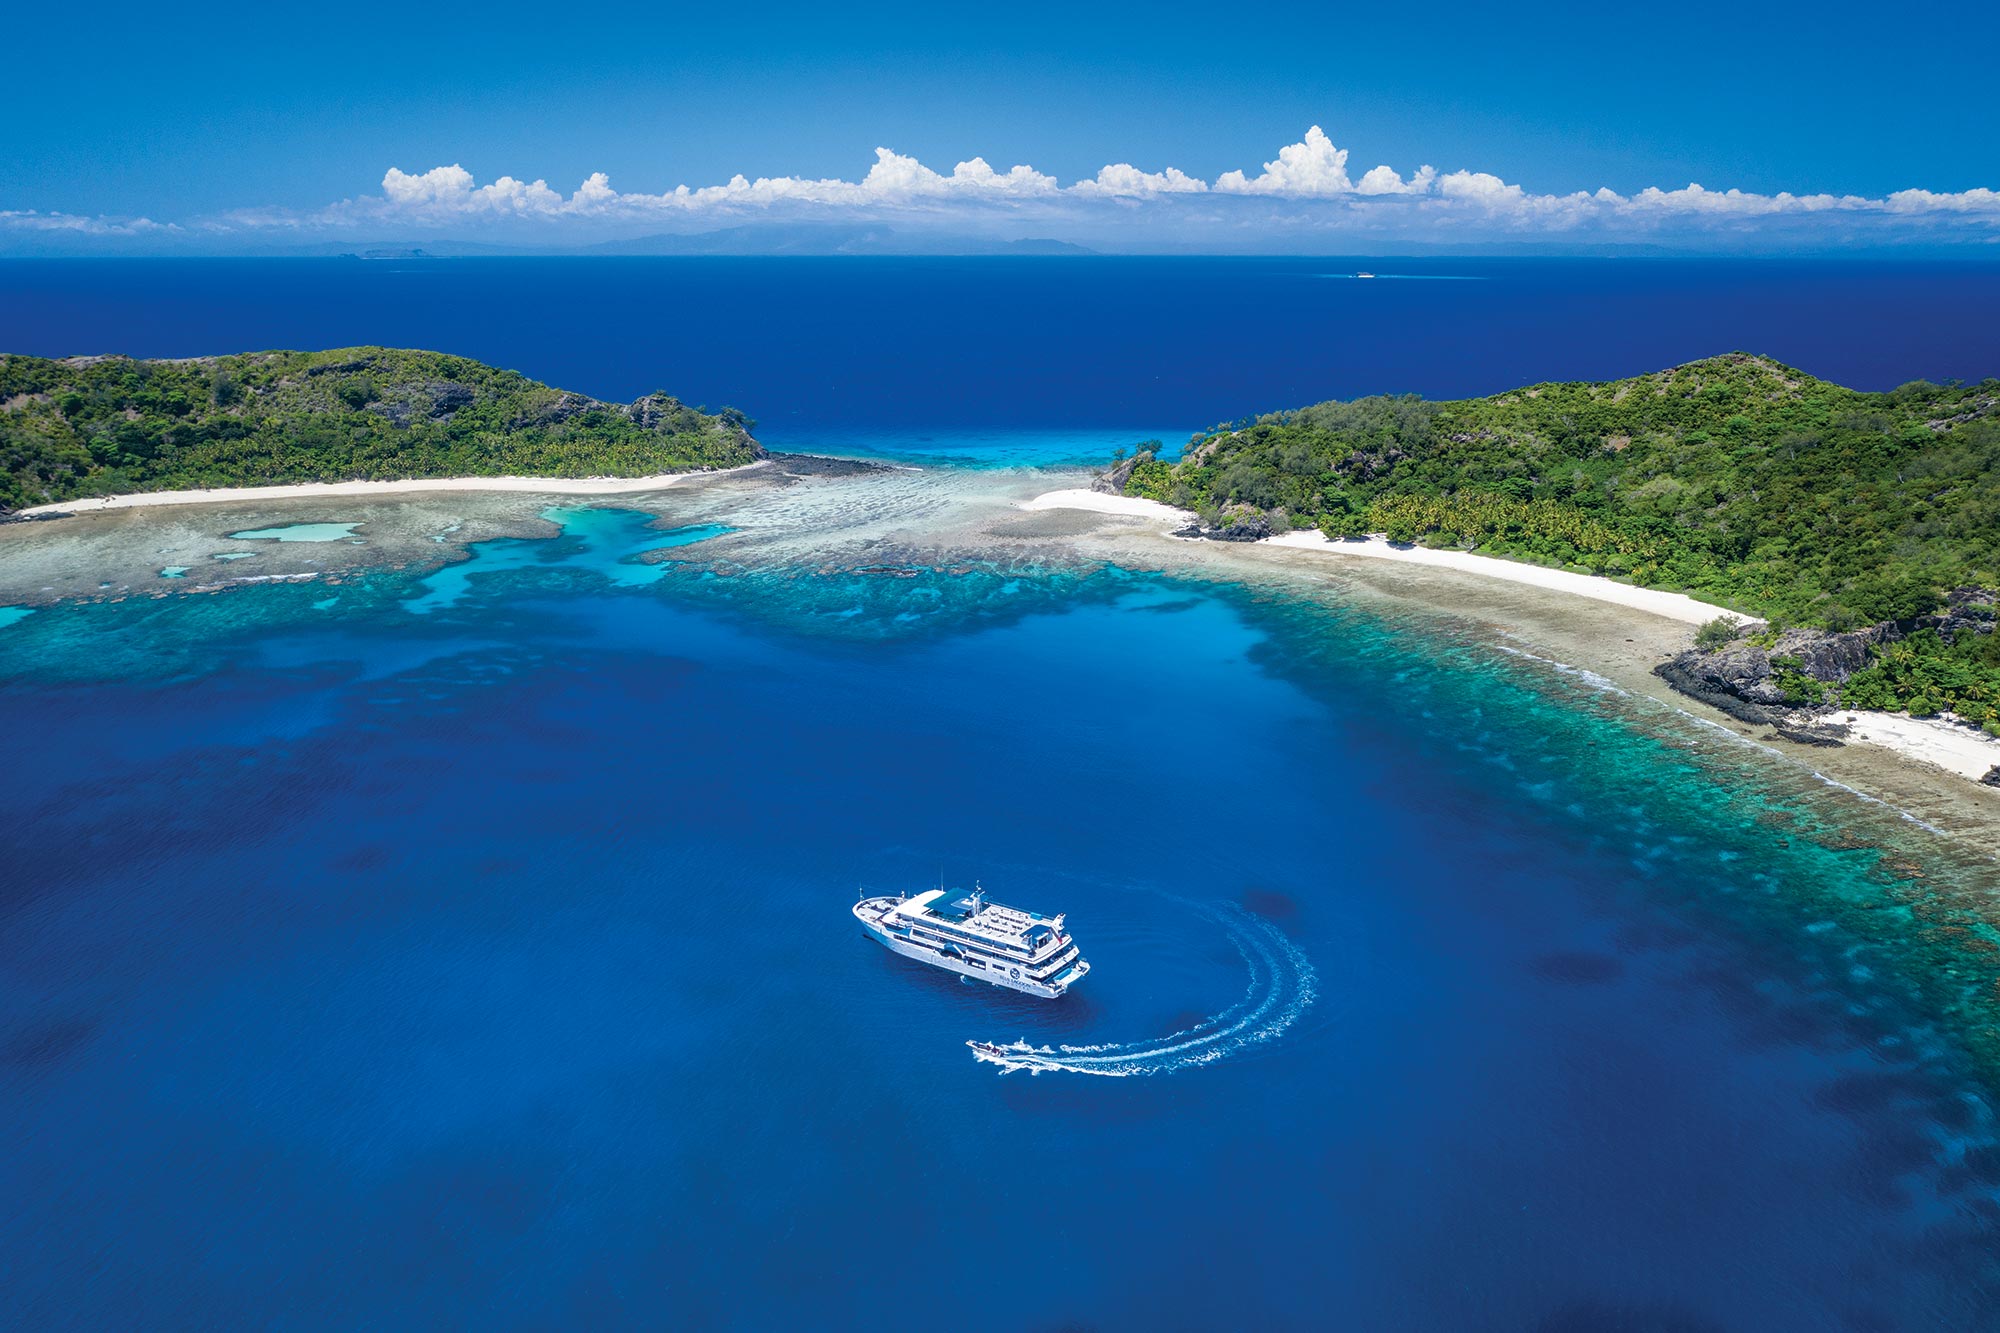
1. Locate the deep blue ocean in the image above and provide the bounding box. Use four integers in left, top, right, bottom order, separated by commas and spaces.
7, 257, 2000, 448
4, 260, 2000, 1330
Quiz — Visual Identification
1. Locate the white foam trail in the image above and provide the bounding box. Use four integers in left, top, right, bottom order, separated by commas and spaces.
1493, 643, 1629, 696
1804, 771, 1951, 838
967, 906, 1316, 1077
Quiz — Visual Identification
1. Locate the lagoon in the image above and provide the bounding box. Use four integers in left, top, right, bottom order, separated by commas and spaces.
3, 486, 1998, 1329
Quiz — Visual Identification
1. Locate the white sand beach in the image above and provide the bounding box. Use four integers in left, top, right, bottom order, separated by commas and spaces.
1831, 711, 2000, 784
19, 463, 771, 517
1020, 487, 1748, 626
1023, 485, 2000, 796
1261, 530, 1747, 627
1017, 488, 1191, 521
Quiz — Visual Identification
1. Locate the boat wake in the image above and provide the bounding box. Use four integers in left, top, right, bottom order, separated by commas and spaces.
967, 905, 1316, 1076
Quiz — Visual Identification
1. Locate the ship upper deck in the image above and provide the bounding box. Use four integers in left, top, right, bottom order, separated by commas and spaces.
888, 887, 1065, 952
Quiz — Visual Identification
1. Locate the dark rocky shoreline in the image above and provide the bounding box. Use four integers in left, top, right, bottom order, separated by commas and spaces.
1654, 587, 1997, 757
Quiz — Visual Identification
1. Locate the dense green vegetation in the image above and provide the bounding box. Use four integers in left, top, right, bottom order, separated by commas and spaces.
1128, 354, 2000, 731
0, 347, 762, 511
1695, 615, 1744, 652
1128, 354, 1999, 630
1841, 622, 2000, 731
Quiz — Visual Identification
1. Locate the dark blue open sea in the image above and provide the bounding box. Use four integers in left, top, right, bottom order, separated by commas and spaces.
8, 256, 2000, 444
4, 260, 2000, 1330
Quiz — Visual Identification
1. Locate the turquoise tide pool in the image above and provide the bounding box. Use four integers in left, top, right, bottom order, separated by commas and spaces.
405, 511, 731, 614
227, 522, 365, 542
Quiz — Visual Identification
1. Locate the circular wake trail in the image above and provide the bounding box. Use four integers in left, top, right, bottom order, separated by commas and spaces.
967, 907, 1316, 1076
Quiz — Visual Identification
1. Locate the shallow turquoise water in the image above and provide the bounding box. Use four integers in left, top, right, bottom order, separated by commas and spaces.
404, 511, 731, 615
760, 423, 1193, 467
226, 521, 364, 542
2, 503, 1998, 1329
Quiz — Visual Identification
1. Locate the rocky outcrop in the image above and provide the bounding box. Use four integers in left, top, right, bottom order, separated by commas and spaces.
1174, 503, 1273, 543
767, 452, 881, 478
1654, 586, 1996, 732
365, 379, 478, 427
1770, 720, 1852, 747
1982, 765, 2000, 788
427, 382, 476, 417
1092, 456, 1138, 495
302, 357, 376, 378
528, 392, 594, 427
1654, 642, 1788, 726
1937, 585, 2000, 638
1761, 625, 1878, 682
630, 392, 694, 432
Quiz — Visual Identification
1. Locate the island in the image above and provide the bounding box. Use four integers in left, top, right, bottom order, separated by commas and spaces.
1100, 353, 2000, 778
0, 346, 764, 514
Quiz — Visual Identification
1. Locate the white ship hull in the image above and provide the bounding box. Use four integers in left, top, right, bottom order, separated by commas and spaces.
855, 895, 1088, 999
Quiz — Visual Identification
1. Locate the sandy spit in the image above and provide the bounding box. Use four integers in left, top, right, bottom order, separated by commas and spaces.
20, 462, 773, 517
1016, 489, 1190, 521
1021, 487, 1748, 626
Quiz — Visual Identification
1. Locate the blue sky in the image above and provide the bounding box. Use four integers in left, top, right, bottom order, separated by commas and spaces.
6, 1, 1998, 252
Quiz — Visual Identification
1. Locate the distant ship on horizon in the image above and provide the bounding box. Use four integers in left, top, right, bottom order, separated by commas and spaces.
854, 883, 1090, 998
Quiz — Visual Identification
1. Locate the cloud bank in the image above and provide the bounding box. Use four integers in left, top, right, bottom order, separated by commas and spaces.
10, 127, 2000, 252
0, 209, 178, 237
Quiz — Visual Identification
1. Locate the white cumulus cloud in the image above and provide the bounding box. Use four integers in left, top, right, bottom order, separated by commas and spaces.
296, 130, 2000, 239
1355, 164, 1437, 196
1213, 125, 1353, 196
380, 164, 569, 215
19, 127, 2000, 252
1885, 186, 2000, 214
1625, 184, 1866, 217
0, 209, 178, 236
1072, 163, 1209, 197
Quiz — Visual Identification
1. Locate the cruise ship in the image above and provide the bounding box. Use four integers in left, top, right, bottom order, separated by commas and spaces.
853, 884, 1090, 998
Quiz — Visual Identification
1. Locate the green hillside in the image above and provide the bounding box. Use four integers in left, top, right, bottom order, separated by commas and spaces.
1125, 354, 1999, 629
0, 347, 762, 512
